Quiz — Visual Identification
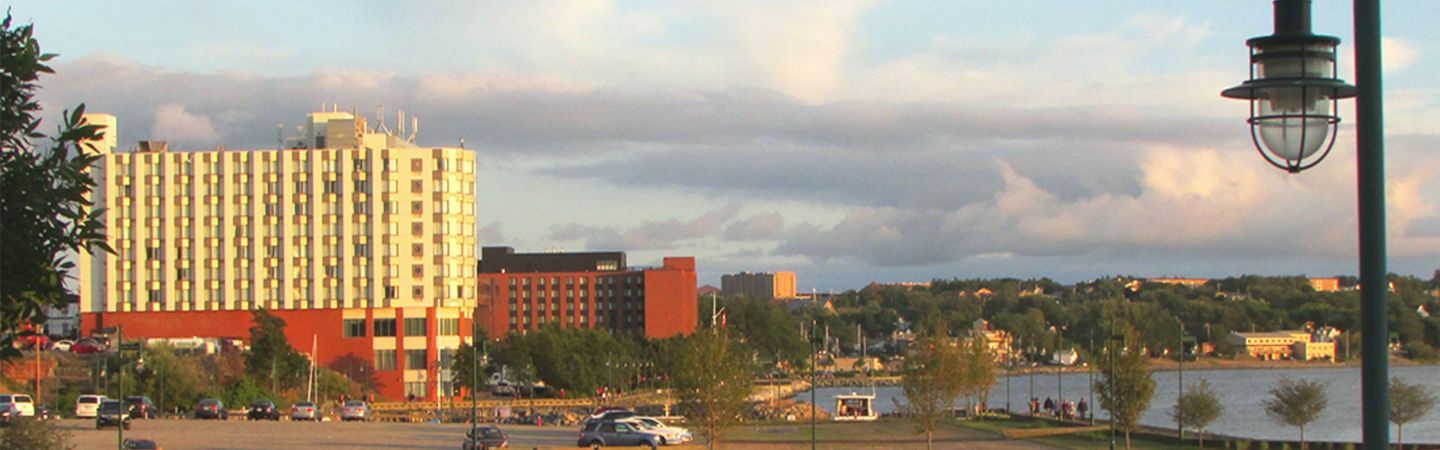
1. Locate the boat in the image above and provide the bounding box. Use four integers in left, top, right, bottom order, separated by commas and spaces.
833, 392, 878, 421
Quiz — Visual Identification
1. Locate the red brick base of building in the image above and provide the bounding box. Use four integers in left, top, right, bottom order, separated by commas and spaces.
81, 307, 472, 402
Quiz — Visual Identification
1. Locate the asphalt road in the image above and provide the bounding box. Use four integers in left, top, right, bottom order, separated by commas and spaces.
59, 418, 578, 450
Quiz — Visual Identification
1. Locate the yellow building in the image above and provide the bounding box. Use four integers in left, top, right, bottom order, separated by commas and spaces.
78, 110, 477, 314
721, 271, 796, 300
1308, 277, 1341, 292
1227, 331, 1336, 361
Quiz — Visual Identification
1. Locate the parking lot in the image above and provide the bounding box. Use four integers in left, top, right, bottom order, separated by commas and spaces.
59, 418, 579, 449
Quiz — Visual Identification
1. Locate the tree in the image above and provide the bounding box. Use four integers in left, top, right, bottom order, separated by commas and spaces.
1389, 377, 1437, 448
1094, 333, 1155, 449
134, 344, 203, 413
1262, 378, 1328, 450
244, 309, 308, 393
0, 13, 110, 360
1173, 379, 1223, 448
897, 332, 965, 450
0, 414, 74, 449
958, 334, 996, 418
670, 329, 752, 450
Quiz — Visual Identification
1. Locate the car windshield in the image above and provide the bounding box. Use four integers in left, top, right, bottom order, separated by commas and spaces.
13, 395, 30, 403
199, 399, 219, 405
344, 401, 365, 407
480, 428, 503, 438
251, 400, 271, 406
99, 401, 124, 413
79, 397, 100, 404
295, 402, 315, 407
0, 395, 11, 403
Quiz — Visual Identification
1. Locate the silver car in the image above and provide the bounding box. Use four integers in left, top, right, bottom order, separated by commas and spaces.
290, 401, 321, 421
339, 401, 370, 422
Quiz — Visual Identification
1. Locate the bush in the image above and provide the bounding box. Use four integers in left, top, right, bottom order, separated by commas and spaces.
1403, 342, 1438, 361
0, 418, 73, 450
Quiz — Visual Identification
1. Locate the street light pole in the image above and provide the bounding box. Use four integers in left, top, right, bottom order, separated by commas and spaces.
1176, 318, 1185, 446
1353, 2, 1389, 448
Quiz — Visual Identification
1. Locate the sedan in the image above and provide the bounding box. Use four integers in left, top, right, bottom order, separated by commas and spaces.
96, 400, 131, 430
290, 402, 322, 421
71, 339, 106, 354
462, 424, 508, 450
339, 401, 369, 422
193, 399, 227, 420
247, 399, 280, 421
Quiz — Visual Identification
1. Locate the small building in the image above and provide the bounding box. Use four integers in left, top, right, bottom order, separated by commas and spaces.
969, 319, 1014, 360
1051, 348, 1080, 366
1227, 331, 1336, 362
1308, 277, 1342, 292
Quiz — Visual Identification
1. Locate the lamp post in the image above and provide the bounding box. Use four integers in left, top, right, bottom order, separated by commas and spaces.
1174, 317, 1185, 447
1222, 1, 1386, 448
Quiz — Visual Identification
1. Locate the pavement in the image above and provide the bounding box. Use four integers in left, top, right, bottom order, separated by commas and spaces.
59, 419, 578, 449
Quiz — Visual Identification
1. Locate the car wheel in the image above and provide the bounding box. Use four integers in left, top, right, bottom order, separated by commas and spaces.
96, 423, 103, 430
123, 423, 131, 430
645, 440, 658, 450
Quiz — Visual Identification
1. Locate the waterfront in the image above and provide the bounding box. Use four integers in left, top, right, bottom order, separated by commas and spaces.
800, 365, 1440, 444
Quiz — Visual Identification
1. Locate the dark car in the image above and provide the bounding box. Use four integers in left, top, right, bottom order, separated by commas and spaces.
247, 399, 280, 421
123, 438, 162, 449
126, 396, 158, 419
581, 408, 636, 428
0, 404, 16, 427
193, 399, 228, 420
463, 424, 508, 450
577, 420, 659, 449
97, 400, 132, 430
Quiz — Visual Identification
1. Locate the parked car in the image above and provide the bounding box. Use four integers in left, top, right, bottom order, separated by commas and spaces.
462, 424, 509, 450
577, 420, 660, 449
96, 399, 131, 430
126, 396, 158, 419
34, 405, 59, 420
618, 416, 692, 445
289, 401, 321, 421
49, 339, 74, 352
194, 399, 228, 420
0, 394, 35, 417
123, 438, 162, 449
71, 338, 106, 354
75, 395, 106, 418
582, 408, 636, 428
339, 400, 370, 422
246, 399, 279, 421
0, 404, 16, 426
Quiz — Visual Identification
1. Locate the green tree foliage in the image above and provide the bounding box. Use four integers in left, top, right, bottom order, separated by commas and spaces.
0, 416, 74, 450
216, 376, 276, 411
0, 13, 110, 360
485, 325, 641, 395
244, 309, 308, 393
958, 334, 996, 416
1389, 377, 1437, 448
133, 344, 203, 413
1262, 378, 1328, 450
1095, 329, 1155, 450
669, 329, 752, 450
897, 330, 965, 450
1173, 379, 1223, 448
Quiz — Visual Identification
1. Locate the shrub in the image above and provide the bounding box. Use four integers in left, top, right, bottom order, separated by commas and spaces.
0, 418, 73, 449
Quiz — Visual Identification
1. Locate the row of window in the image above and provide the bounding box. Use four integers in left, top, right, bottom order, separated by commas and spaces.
343, 317, 461, 338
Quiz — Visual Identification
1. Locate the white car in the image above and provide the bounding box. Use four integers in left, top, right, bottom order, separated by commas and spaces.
0, 394, 35, 417
75, 395, 106, 418
619, 416, 692, 445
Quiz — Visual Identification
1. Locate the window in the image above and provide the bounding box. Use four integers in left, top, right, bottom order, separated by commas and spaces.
404, 382, 425, 398
410, 158, 422, 172
384, 285, 398, 299
410, 201, 422, 214
405, 349, 427, 370
412, 286, 424, 298
411, 244, 423, 257
411, 222, 423, 236
373, 350, 396, 371
373, 318, 396, 337
411, 264, 423, 278
410, 180, 423, 193
403, 317, 427, 336
438, 318, 459, 336
438, 349, 456, 369
343, 319, 366, 338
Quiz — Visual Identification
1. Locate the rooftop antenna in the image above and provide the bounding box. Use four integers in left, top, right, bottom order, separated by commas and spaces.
397, 110, 405, 137
409, 116, 418, 143
459, 138, 465, 149
276, 124, 283, 150
376, 105, 388, 134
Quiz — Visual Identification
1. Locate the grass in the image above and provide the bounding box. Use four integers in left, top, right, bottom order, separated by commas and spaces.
722, 419, 980, 443
955, 416, 1213, 450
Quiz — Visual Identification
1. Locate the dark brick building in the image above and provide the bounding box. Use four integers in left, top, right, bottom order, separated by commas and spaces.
475, 247, 697, 339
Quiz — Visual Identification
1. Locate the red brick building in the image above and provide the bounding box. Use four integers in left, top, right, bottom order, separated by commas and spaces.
474, 247, 697, 339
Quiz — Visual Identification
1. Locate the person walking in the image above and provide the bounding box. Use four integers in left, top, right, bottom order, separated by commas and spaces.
1076, 398, 1089, 421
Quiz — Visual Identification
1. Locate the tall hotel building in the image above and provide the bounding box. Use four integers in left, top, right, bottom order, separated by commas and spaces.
76, 110, 477, 401
720, 271, 797, 300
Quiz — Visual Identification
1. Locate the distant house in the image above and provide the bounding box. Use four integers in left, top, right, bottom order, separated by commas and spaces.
1308, 277, 1342, 292
969, 319, 1014, 360
1051, 348, 1080, 366
1227, 331, 1336, 362
1147, 277, 1211, 288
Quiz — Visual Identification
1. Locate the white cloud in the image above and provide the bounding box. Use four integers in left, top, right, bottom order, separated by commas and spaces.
150, 103, 220, 147
718, 0, 875, 103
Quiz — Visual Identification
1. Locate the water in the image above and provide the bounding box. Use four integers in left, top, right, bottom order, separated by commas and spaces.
798, 365, 1440, 444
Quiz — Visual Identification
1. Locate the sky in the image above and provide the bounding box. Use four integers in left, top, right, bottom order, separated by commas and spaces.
11, 1, 1440, 290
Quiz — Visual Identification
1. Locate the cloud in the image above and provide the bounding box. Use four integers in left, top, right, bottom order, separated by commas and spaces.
150, 103, 220, 147
723, 212, 785, 241
1383, 37, 1419, 73
550, 204, 741, 251
719, 1, 875, 103
477, 222, 507, 244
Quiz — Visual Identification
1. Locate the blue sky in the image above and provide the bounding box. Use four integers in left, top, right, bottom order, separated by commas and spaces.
12, 1, 1440, 289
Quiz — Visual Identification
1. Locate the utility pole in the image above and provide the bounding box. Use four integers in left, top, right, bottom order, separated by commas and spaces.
1176, 318, 1185, 446
117, 325, 124, 449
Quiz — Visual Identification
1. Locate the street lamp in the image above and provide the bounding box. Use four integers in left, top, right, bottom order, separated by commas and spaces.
1222, 1, 1387, 448
1221, 0, 1355, 173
